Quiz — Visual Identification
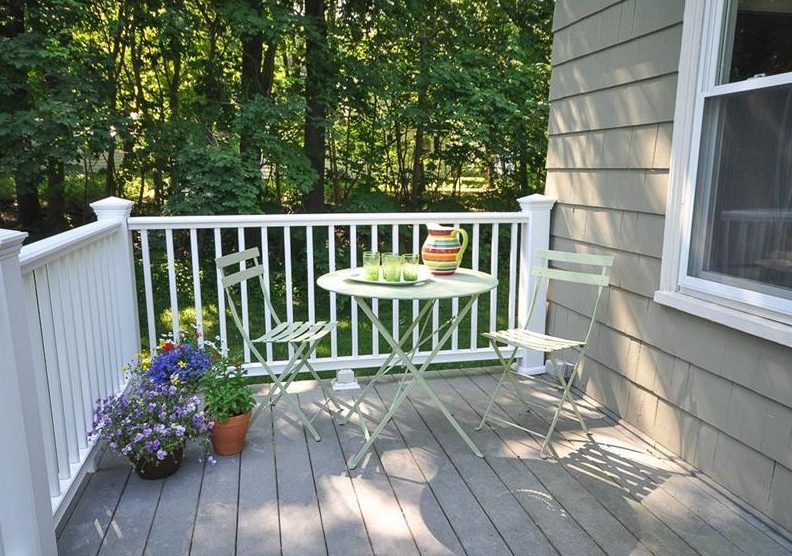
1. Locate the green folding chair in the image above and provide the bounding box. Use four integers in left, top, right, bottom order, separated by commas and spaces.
475, 249, 613, 458
216, 247, 340, 441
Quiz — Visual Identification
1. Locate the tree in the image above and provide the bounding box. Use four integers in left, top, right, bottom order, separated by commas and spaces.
303, 0, 329, 211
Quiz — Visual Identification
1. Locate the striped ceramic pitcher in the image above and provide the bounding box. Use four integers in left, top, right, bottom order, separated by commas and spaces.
421, 224, 469, 275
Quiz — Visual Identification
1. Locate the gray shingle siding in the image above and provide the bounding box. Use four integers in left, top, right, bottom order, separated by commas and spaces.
545, 0, 792, 531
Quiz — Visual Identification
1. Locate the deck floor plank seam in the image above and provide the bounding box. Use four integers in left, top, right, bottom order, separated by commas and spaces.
395, 377, 559, 555
372, 381, 514, 555
464, 368, 785, 556
56, 371, 792, 556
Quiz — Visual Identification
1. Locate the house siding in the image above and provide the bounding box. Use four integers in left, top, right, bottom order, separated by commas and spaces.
545, 0, 792, 531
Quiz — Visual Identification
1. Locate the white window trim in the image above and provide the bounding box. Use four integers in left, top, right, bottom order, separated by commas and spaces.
655, 0, 792, 348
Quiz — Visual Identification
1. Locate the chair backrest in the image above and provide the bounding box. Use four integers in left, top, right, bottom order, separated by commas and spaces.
527, 249, 614, 342
216, 247, 282, 331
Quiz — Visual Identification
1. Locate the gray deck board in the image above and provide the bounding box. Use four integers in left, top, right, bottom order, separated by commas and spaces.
56, 455, 130, 556
354, 381, 466, 555
236, 403, 280, 556
299, 388, 373, 556
272, 401, 326, 556
382, 379, 558, 556
467, 370, 746, 556
144, 442, 206, 555
329, 391, 420, 556
57, 370, 792, 556
190, 450, 239, 556
97, 474, 163, 556
499, 373, 792, 556
376, 380, 530, 556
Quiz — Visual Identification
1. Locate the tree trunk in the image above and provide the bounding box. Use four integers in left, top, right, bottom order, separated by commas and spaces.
517, 149, 529, 194
303, 0, 327, 212
2, 0, 41, 228
409, 33, 429, 208
47, 160, 65, 225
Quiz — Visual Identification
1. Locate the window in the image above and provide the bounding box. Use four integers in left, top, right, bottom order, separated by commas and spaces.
658, 0, 792, 344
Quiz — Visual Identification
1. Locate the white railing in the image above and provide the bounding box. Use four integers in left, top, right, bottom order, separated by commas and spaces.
0, 198, 139, 550
0, 193, 553, 554
128, 194, 554, 376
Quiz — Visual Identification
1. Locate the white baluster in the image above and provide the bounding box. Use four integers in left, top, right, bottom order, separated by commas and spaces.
165, 229, 180, 342
350, 225, 358, 357
140, 230, 157, 353
260, 227, 273, 362
328, 225, 338, 358
238, 228, 250, 362
214, 228, 228, 355
190, 228, 204, 344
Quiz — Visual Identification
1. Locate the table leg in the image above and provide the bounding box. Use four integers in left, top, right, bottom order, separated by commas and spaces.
349, 294, 483, 468
339, 299, 435, 426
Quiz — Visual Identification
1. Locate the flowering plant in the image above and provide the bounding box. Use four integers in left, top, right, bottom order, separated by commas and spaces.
146, 334, 212, 387
89, 376, 213, 466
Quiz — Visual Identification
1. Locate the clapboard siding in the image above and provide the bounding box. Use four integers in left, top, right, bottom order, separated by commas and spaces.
546, 170, 668, 214
551, 0, 684, 65
546, 0, 792, 531
547, 123, 673, 170
550, 24, 683, 100
549, 73, 678, 135
552, 0, 622, 32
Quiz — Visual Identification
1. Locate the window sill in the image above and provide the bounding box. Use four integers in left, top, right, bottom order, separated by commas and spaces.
653, 290, 792, 349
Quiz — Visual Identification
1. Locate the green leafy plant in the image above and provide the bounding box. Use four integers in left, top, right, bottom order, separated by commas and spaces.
200, 364, 256, 423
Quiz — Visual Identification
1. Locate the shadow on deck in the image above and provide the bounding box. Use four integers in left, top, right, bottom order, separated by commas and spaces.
57, 368, 792, 555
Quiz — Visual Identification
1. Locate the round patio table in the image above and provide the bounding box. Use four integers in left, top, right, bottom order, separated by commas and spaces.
317, 267, 497, 468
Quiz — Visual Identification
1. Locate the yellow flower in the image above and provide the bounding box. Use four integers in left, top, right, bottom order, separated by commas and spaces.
170, 374, 181, 385
178, 360, 187, 369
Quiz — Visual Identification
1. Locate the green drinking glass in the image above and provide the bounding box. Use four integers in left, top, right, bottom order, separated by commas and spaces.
402, 253, 420, 281
363, 251, 380, 281
382, 253, 403, 282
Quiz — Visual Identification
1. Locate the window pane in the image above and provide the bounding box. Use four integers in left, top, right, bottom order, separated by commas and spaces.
719, 0, 792, 84
689, 83, 792, 299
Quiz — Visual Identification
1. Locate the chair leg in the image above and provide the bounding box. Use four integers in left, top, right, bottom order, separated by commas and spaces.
475, 341, 516, 431
539, 354, 584, 459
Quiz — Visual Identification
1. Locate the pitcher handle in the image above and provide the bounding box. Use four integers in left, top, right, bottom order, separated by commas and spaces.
455, 227, 469, 264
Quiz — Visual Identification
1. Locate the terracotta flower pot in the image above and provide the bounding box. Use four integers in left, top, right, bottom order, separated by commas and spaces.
211, 411, 251, 455
132, 446, 184, 480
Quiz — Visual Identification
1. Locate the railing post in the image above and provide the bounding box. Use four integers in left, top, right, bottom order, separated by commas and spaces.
0, 230, 58, 556
91, 197, 140, 365
516, 194, 556, 376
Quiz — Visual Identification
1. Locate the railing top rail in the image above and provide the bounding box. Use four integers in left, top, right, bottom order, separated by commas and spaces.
127, 211, 531, 230
19, 220, 119, 274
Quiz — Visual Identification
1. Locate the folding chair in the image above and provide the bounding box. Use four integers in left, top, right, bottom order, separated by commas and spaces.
217, 247, 340, 442
475, 249, 613, 458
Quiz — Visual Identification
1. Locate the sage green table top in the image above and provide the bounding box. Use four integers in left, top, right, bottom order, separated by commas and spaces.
317, 267, 497, 300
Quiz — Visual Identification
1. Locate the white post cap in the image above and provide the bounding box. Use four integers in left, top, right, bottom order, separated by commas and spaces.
90, 196, 135, 221
517, 193, 556, 212
0, 230, 28, 261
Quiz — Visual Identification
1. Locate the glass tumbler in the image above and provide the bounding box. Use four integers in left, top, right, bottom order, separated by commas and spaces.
402, 253, 420, 281
382, 253, 403, 282
363, 251, 380, 281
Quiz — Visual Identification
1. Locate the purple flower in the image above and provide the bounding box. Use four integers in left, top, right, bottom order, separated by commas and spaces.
133, 432, 144, 443
156, 449, 168, 461
207, 455, 217, 466
153, 424, 166, 434
146, 439, 160, 452
172, 425, 186, 437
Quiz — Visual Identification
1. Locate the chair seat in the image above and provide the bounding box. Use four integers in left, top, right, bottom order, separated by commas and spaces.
483, 328, 585, 352
254, 321, 336, 343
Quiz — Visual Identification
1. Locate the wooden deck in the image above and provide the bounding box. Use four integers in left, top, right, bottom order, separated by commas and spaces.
57, 368, 792, 556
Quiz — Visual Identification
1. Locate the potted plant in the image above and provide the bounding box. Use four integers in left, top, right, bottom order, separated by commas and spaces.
201, 364, 256, 456
90, 377, 213, 479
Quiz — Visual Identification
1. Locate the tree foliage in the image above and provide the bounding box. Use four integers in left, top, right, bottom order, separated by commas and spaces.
0, 0, 553, 233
